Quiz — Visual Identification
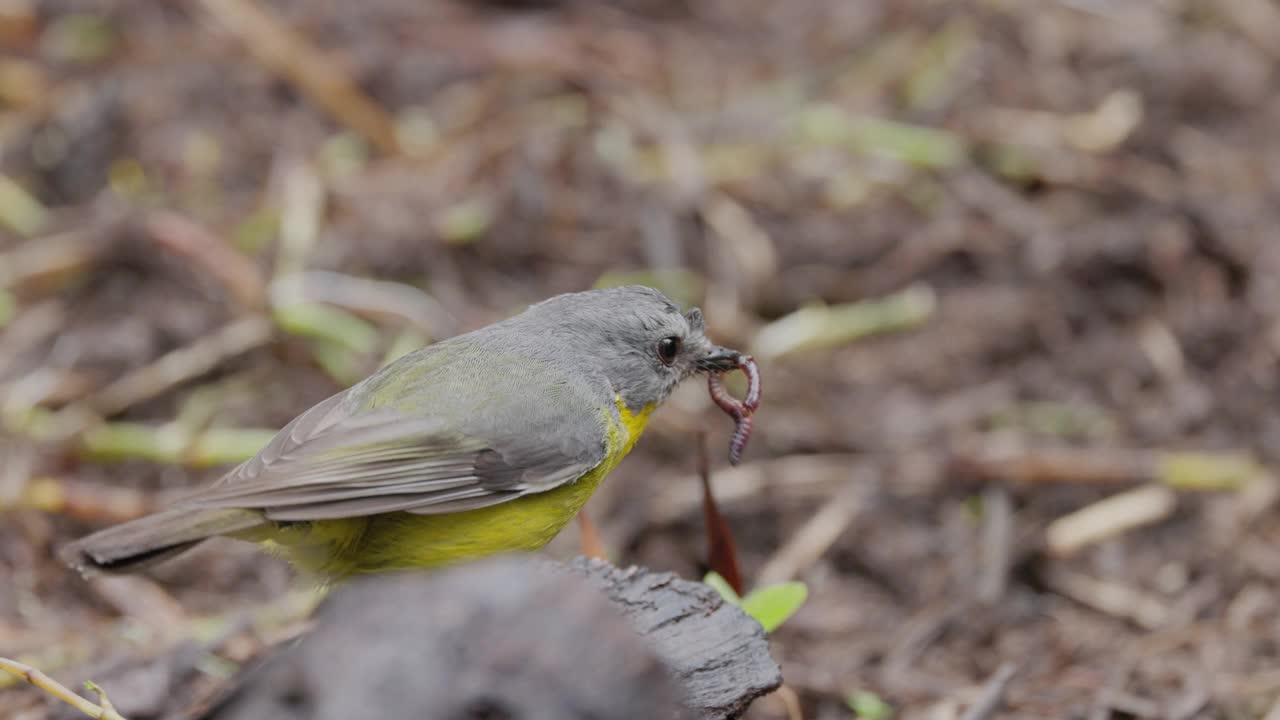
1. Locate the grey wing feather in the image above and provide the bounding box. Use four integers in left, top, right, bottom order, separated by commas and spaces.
179, 386, 608, 521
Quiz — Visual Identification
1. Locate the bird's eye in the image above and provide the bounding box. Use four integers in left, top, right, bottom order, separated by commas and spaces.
656, 336, 681, 365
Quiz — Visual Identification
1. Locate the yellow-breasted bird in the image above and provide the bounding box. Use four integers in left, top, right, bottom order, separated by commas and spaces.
62, 286, 747, 580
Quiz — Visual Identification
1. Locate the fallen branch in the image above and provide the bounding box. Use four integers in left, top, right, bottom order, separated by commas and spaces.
202, 557, 781, 720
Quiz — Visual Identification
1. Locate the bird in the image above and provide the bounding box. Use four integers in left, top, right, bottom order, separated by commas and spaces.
61, 285, 747, 581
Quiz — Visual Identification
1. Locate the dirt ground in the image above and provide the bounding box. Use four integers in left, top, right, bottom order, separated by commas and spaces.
5, 0, 1280, 718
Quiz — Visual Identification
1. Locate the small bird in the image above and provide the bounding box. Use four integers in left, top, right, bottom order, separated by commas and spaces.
62, 286, 749, 580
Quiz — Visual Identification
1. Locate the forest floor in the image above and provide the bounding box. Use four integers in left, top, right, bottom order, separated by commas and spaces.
5, 1, 1280, 718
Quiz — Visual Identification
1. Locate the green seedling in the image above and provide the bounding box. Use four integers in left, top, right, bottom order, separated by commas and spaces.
704, 571, 809, 633
847, 689, 894, 720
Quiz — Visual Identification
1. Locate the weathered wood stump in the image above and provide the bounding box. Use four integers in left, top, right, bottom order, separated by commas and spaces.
202, 556, 781, 720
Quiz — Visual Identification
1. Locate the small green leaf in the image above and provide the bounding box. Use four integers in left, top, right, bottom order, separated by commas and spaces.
847, 689, 893, 720
740, 581, 808, 632
703, 572, 741, 605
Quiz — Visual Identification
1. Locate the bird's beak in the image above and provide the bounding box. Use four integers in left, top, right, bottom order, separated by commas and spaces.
696, 346, 743, 373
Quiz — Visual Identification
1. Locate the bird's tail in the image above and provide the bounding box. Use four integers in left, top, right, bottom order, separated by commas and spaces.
60, 507, 265, 576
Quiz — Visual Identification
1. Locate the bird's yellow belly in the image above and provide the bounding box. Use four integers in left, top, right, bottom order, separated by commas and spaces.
262, 397, 651, 579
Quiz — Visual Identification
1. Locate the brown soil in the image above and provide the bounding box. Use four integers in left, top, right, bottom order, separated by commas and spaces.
4, 1, 1280, 718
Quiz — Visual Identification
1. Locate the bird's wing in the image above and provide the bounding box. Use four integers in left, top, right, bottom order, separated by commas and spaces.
182, 388, 609, 522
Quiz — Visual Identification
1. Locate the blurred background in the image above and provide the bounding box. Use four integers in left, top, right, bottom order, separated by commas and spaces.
4, 0, 1280, 718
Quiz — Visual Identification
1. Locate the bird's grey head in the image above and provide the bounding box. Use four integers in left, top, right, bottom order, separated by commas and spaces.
519, 286, 741, 413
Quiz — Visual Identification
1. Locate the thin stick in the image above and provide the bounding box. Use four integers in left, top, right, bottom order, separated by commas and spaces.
770, 683, 805, 720
0, 231, 102, 294
144, 211, 266, 309
755, 481, 865, 586
0, 657, 129, 720
198, 0, 400, 155
85, 315, 274, 418
977, 486, 1012, 604
86, 682, 121, 718
5, 475, 170, 522
1041, 566, 1169, 630
1045, 484, 1177, 558
958, 663, 1017, 720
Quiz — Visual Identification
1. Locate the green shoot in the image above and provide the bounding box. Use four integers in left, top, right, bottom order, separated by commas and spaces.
704, 572, 808, 633
740, 582, 808, 633
704, 571, 742, 605
847, 689, 894, 720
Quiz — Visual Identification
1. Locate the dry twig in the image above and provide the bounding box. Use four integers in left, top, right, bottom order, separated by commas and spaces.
0, 231, 104, 296
84, 315, 274, 418
755, 479, 866, 586
1045, 484, 1177, 558
953, 445, 1262, 492
3, 476, 164, 522
1042, 566, 1169, 630
769, 684, 805, 720
144, 211, 266, 309
87, 576, 188, 643
958, 663, 1017, 720
977, 485, 1012, 604
198, 0, 400, 155
0, 657, 130, 720
951, 446, 1150, 487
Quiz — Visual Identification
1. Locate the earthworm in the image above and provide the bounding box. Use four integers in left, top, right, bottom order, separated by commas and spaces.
707, 354, 761, 465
